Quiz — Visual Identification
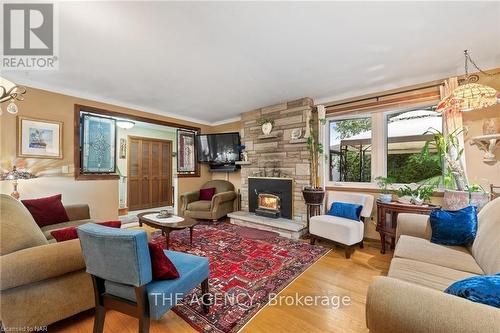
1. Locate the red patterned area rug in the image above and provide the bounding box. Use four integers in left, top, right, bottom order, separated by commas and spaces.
152, 223, 328, 333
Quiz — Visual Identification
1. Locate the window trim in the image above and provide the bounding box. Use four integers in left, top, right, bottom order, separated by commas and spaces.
74, 104, 202, 180
324, 102, 441, 189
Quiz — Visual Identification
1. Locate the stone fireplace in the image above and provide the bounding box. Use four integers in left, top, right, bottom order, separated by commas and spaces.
228, 97, 313, 239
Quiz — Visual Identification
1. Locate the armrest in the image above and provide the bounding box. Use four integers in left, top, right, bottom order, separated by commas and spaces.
0, 239, 85, 290
65, 204, 90, 221
211, 191, 237, 210
366, 277, 500, 333
396, 213, 432, 242
180, 191, 200, 212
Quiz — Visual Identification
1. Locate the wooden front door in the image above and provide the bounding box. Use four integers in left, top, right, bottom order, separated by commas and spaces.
128, 137, 173, 211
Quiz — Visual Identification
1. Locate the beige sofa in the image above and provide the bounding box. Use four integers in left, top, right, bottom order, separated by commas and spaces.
180, 180, 238, 221
366, 197, 500, 333
0, 194, 94, 330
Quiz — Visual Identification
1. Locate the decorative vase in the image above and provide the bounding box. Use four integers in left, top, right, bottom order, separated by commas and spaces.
302, 188, 325, 205
379, 193, 392, 203
470, 192, 490, 212
443, 190, 469, 211
261, 122, 273, 135
482, 118, 500, 135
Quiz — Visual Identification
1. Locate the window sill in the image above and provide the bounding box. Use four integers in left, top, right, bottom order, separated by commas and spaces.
75, 173, 120, 181
325, 183, 444, 197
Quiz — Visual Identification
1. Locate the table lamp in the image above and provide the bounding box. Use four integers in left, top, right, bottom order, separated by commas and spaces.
1, 166, 36, 199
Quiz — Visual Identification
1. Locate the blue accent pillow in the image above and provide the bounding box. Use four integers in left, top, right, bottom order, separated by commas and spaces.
327, 202, 363, 221
444, 274, 500, 308
430, 206, 477, 246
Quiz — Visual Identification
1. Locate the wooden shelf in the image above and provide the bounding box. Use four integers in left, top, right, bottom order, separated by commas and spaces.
258, 133, 279, 140
235, 161, 252, 165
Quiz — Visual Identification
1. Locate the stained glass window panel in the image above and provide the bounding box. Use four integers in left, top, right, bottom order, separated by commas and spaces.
82, 114, 116, 173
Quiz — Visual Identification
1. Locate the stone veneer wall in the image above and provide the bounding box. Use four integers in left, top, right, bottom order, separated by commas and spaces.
239, 97, 313, 224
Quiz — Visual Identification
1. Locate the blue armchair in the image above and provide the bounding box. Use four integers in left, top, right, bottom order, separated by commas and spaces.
77, 223, 210, 333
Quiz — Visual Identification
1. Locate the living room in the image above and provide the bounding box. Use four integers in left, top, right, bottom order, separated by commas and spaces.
1, 2, 499, 333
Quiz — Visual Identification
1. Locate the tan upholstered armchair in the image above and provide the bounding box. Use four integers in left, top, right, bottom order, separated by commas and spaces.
180, 180, 238, 221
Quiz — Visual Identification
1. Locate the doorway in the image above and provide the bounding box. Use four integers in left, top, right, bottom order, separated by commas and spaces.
127, 136, 173, 211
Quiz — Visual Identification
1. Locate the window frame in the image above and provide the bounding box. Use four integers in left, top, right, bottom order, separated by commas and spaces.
324, 102, 441, 190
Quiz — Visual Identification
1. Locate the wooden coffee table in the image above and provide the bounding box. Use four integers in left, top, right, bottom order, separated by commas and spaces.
138, 212, 199, 249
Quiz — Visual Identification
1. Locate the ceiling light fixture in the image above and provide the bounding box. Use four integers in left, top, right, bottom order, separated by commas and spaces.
0, 77, 26, 116
116, 120, 135, 129
437, 50, 499, 112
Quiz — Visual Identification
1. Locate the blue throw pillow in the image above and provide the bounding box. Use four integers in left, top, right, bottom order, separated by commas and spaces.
327, 202, 363, 221
430, 206, 477, 246
444, 274, 500, 308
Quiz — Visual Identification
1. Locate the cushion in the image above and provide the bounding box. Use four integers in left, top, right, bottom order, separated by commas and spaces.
394, 235, 484, 274
42, 219, 94, 240
187, 200, 212, 211
472, 197, 500, 275
51, 221, 121, 242
199, 187, 216, 201
388, 258, 478, 291
445, 274, 500, 308
430, 206, 477, 246
327, 202, 362, 221
104, 250, 209, 320
310, 214, 364, 246
148, 242, 180, 280
0, 194, 48, 255
22, 194, 70, 228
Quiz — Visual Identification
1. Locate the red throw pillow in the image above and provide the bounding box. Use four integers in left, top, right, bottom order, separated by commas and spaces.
98, 220, 122, 228
50, 221, 122, 242
148, 242, 180, 280
22, 194, 69, 227
199, 187, 216, 201
51, 227, 78, 242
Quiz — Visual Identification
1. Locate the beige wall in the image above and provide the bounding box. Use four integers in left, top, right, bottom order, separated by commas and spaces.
0, 87, 211, 220
462, 74, 500, 189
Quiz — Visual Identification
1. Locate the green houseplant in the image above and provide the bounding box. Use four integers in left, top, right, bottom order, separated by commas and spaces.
375, 176, 395, 203
397, 184, 435, 205
302, 107, 326, 204
422, 127, 470, 209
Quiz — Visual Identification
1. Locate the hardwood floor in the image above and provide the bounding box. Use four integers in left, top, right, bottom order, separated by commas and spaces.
50, 239, 390, 333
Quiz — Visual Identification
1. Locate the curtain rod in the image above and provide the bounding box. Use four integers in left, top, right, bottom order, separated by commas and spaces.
326, 83, 444, 109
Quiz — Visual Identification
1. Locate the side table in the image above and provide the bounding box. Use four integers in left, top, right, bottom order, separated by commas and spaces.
376, 200, 439, 254
306, 203, 322, 236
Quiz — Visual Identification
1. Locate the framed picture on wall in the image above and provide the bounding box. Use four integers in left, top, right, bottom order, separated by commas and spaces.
17, 117, 63, 159
177, 129, 197, 175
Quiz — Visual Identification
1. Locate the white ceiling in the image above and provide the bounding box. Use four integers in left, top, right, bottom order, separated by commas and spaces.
4, 1, 500, 125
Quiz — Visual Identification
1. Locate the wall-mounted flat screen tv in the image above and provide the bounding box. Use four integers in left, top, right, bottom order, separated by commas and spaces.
196, 132, 241, 164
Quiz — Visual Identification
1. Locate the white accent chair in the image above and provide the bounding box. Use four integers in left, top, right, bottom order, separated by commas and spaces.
309, 191, 374, 258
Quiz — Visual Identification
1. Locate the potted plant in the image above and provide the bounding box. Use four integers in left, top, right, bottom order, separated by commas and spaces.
422, 127, 470, 210
375, 176, 394, 203
302, 107, 326, 204
397, 183, 435, 205
257, 117, 275, 135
